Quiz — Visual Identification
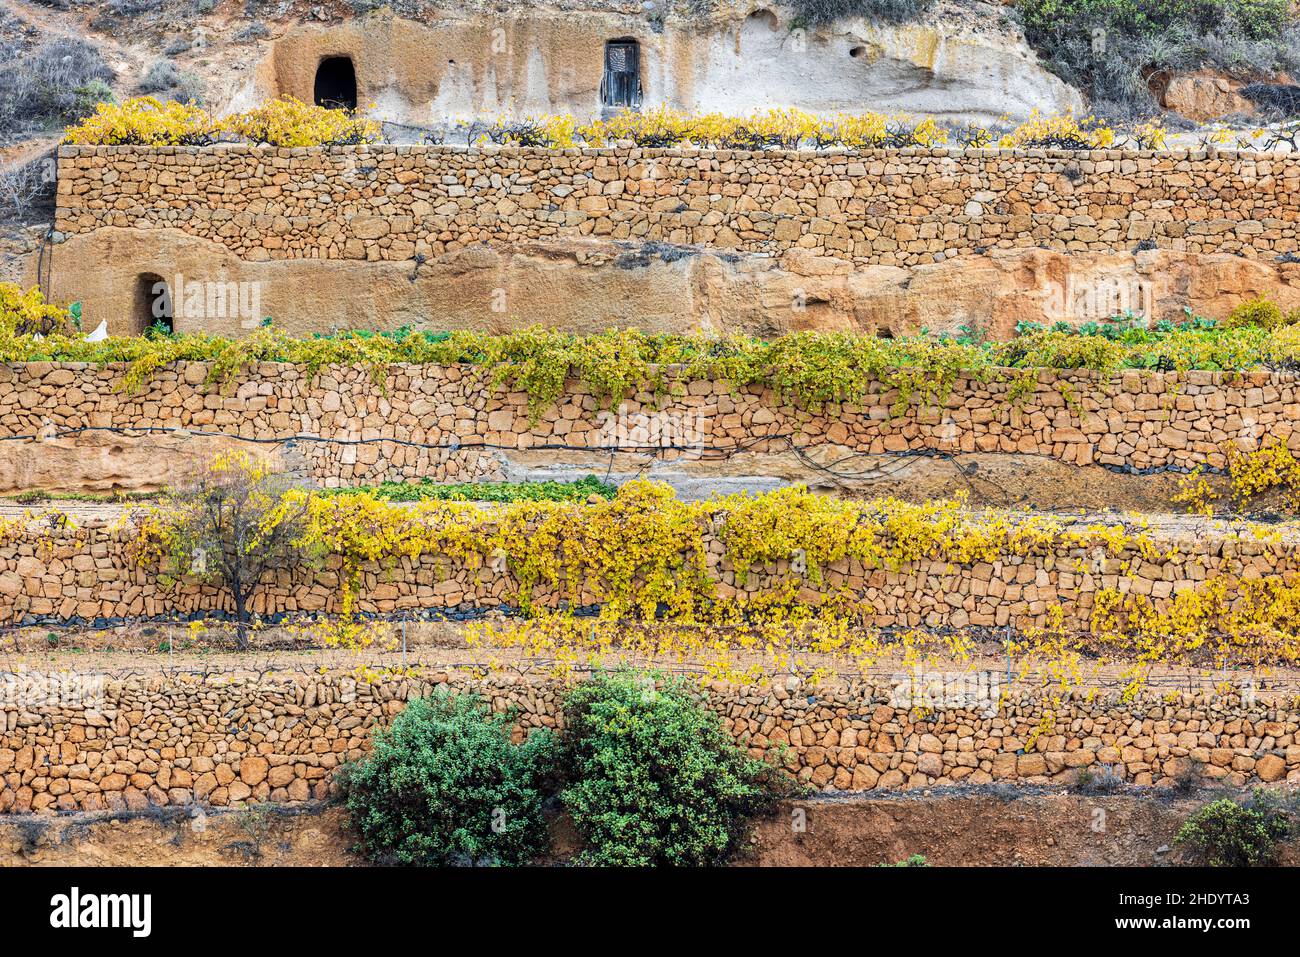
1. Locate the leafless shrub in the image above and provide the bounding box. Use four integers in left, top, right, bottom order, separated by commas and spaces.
0, 38, 115, 141
139, 60, 206, 105
0, 155, 57, 224
1074, 764, 1124, 794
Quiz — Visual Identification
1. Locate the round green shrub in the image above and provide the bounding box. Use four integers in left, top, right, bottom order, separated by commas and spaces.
1175, 789, 1292, 866
1226, 297, 1289, 331
560, 670, 794, 866
340, 688, 555, 866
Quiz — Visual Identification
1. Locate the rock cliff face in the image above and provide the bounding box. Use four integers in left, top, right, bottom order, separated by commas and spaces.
243, 3, 1080, 127
1158, 71, 1257, 122
35, 229, 1300, 340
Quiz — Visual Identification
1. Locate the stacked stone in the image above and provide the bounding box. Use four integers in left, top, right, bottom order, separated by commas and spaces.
1, 669, 1295, 813
1, 362, 1295, 487
0, 501, 1293, 631
56, 145, 1300, 266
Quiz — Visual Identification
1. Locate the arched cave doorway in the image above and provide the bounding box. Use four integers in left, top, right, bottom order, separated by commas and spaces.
601, 39, 642, 110
134, 273, 173, 335
314, 56, 358, 110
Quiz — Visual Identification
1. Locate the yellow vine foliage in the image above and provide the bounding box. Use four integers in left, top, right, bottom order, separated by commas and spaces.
1129, 118, 1168, 150
997, 111, 1116, 150
63, 96, 380, 148
1092, 574, 1300, 697
1228, 440, 1300, 510
467, 108, 1163, 152
7, 322, 1300, 421
1174, 439, 1300, 515
123, 478, 1298, 688
0, 283, 75, 337
577, 107, 950, 150
62, 96, 219, 146
221, 96, 381, 147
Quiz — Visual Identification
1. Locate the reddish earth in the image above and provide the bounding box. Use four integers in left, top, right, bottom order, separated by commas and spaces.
3, 787, 1292, 867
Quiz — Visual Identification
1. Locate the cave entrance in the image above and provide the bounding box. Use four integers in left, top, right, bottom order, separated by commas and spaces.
601, 39, 641, 110
314, 56, 358, 110
134, 273, 173, 335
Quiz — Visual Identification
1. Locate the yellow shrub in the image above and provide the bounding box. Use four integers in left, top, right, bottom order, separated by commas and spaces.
998, 111, 1116, 150
731, 108, 821, 148
1225, 296, 1296, 331
0, 283, 76, 336
476, 114, 580, 148
222, 96, 381, 147
1228, 439, 1300, 511
829, 113, 949, 149
539, 114, 579, 147
582, 106, 698, 146
62, 96, 218, 146
1129, 118, 1168, 150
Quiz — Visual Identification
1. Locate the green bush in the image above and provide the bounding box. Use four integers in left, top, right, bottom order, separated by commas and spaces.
1015, 0, 1299, 118
329, 475, 617, 504
1019, 0, 1290, 44
1174, 789, 1292, 866
1225, 296, 1299, 331
341, 689, 555, 866
879, 854, 931, 866
560, 670, 794, 866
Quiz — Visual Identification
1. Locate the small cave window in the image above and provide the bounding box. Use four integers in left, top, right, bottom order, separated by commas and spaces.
850, 46, 868, 58
601, 39, 642, 110
747, 8, 779, 29
134, 273, 173, 335
314, 56, 358, 110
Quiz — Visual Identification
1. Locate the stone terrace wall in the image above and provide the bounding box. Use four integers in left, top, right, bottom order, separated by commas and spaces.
1, 667, 1294, 813
55, 145, 1300, 268
0, 507, 1292, 631
2, 362, 1296, 488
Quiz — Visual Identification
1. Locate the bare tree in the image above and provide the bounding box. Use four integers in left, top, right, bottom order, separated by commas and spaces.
163, 453, 307, 648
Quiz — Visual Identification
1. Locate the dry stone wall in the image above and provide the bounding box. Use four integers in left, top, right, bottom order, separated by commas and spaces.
2, 361, 1296, 489
55, 145, 1300, 268
0, 505, 1293, 632
1, 667, 1294, 814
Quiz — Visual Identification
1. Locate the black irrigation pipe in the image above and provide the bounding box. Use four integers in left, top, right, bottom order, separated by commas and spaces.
6, 646, 1294, 697
3, 423, 1228, 479
0, 605, 522, 636
3, 605, 1296, 662
6, 659, 1288, 695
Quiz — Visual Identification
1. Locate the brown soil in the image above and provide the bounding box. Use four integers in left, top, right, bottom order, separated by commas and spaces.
742, 788, 1253, 867
4, 788, 1294, 867
0, 803, 361, 867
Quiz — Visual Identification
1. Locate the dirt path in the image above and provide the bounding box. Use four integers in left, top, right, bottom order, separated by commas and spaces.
3, 495, 1296, 542
3, 643, 1298, 702
4, 787, 1295, 867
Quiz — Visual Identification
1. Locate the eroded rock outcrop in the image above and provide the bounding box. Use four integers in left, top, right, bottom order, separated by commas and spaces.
35, 228, 1300, 340
242, 2, 1080, 127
